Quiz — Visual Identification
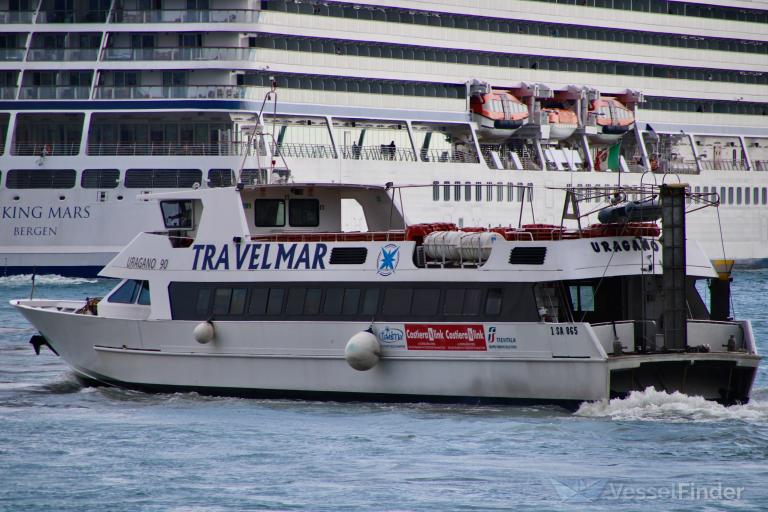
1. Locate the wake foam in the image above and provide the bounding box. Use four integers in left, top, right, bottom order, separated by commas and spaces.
575, 387, 768, 422
0, 274, 98, 287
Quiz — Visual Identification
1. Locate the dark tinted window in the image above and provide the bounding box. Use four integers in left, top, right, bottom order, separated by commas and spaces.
342, 288, 360, 315
485, 288, 503, 315
361, 288, 379, 316
137, 281, 151, 305
208, 168, 234, 187
289, 198, 320, 227
124, 169, 202, 188
266, 288, 284, 315
464, 289, 482, 315
196, 288, 211, 315
230, 288, 247, 315
412, 288, 440, 316
81, 169, 119, 188
286, 288, 306, 315
213, 288, 232, 315
323, 288, 343, 315
254, 199, 285, 227
444, 289, 464, 315
305, 288, 322, 315
383, 289, 412, 316
108, 279, 141, 303
7, 169, 76, 189
248, 288, 268, 315
160, 200, 193, 229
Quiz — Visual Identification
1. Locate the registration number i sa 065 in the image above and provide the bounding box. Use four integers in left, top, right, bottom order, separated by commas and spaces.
550, 325, 578, 336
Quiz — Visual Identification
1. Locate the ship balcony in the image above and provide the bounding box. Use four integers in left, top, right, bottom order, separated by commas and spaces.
12, 143, 80, 156
102, 47, 258, 62
0, 11, 35, 23
36, 10, 109, 23
93, 85, 261, 100
18, 86, 91, 100
86, 142, 253, 157
0, 48, 25, 61
110, 9, 259, 24
27, 48, 99, 61
0, 87, 17, 99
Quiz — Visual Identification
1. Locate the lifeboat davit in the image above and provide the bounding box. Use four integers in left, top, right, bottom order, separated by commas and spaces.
588, 97, 635, 145
542, 108, 578, 141
470, 90, 529, 143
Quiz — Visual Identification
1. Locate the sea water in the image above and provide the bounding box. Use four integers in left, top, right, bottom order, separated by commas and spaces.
1, 273, 767, 511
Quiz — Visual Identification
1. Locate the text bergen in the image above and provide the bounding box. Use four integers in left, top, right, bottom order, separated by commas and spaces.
191, 243, 328, 271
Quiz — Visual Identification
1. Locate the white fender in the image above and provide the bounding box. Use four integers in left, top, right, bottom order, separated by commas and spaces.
344, 330, 381, 371
193, 321, 215, 344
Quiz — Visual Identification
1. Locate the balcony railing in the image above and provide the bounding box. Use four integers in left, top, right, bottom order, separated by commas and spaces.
0, 87, 17, 99
0, 11, 35, 23
86, 142, 252, 156
0, 48, 25, 61
274, 143, 336, 159
13, 143, 80, 156
36, 10, 109, 23
420, 148, 480, 164
94, 85, 262, 100
110, 9, 259, 23
753, 160, 768, 172
19, 86, 91, 100
699, 160, 749, 171
339, 144, 416, 162
27, 48, 99, 61
103, 47, 258, 61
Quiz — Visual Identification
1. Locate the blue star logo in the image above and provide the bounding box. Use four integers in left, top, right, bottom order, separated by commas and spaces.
377, 244, 400, 276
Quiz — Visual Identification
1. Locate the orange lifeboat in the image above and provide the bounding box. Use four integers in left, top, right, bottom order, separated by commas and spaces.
542, 108, 578, 141
470, 90, 529, 143
588, 97, 635, 145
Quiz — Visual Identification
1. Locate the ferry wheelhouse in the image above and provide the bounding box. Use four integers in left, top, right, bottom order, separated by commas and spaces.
1, 1, 767, 274
12, 180, 760, 406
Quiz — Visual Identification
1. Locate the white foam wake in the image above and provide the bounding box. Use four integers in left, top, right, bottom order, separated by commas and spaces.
0, 274, 98, 287
575, 387, 768, 422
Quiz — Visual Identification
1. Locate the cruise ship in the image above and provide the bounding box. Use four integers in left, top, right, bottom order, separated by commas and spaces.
0, 0, 766, 275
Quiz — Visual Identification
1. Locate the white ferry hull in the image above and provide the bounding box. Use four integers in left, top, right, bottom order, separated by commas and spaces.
13, 300, 760, 406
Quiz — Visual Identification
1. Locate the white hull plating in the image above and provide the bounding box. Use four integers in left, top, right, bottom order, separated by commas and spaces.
13, 300, 760, 404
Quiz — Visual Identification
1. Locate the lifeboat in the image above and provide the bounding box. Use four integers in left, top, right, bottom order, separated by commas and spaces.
588, 97, 635, 145
542, 108, 578, 141
470, 90, 529, 143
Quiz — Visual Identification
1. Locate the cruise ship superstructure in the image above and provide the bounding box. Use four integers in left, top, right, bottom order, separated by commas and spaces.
0, 0, 767, 275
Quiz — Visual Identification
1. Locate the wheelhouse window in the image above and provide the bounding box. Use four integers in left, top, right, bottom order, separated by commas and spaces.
254, 199, 285, 227
569, 284, 595, 312
160, 200, 194, 229
108, 279, 150, 305
288, 198, 320, 227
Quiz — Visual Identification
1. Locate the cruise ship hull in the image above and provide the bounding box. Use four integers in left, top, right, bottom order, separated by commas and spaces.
3, 159, 768, 276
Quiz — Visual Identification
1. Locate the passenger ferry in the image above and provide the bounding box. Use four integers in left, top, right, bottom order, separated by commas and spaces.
1, 0, 767, 275
11, 180, 761, 405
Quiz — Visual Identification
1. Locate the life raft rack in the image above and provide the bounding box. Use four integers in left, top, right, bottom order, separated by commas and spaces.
248, 222, 659, 243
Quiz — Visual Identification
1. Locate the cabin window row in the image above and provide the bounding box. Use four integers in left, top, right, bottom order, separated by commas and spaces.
253, 34, 767, 86
0, 168, 263, 190
433, 181, 534, 203
169, 283, 538, 321
262, 1, 767, 47
243, 71, 464, 98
